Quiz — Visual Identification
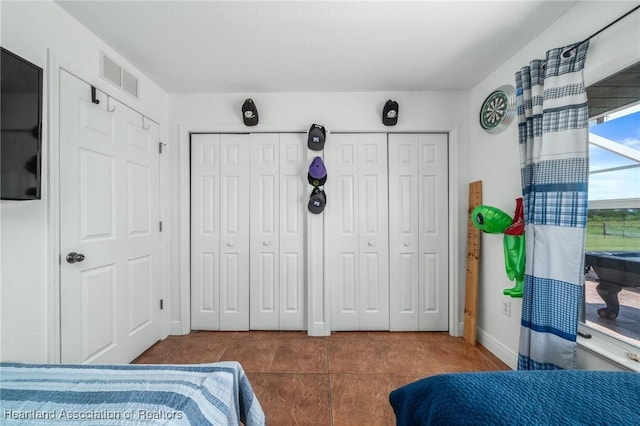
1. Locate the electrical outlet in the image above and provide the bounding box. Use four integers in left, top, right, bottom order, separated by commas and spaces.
502, 300, 511, 317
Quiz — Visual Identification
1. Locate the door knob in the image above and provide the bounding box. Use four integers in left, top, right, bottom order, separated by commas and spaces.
403, 242, 410, 247
226, 242, 234, 247
66, 252, 85, 264
368, 241, 374, 247
263, 241, 270, 246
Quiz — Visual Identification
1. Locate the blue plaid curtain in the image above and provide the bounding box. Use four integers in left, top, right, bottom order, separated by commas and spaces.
516, 41, 590, 370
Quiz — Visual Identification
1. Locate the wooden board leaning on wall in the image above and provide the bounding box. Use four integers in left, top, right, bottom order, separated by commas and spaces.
464, 181, 482, 346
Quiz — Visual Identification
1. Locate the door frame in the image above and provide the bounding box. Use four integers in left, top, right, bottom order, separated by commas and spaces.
46, 51, 169, 362
177, 125, 462, 337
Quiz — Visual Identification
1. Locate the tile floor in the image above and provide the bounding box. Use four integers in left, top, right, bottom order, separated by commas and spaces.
133, 331, 510, 426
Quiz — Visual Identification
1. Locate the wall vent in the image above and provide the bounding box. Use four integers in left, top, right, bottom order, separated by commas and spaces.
100, 53, 139, 99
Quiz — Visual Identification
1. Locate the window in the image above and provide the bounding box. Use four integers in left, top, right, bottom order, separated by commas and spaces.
582, 66, 640, 357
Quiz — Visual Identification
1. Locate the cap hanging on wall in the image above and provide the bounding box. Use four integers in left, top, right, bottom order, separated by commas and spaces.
382, 99, 399, 126
307, 124, 326, 151
308, 187, 327, 214
308, 156, 327, 187
242, 98, 258, 126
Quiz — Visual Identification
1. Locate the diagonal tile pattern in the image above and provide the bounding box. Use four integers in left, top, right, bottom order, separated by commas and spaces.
133, 331, 510, 425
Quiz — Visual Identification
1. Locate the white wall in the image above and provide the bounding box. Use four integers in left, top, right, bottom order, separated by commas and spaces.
0, 0, 169, 362
466, 1, 640, 369
168, 91, 470, 335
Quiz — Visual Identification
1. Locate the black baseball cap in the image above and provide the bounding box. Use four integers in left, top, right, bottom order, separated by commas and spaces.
308, 187, 327, 214
383, 100, 398, 126
307, 124, 326, 151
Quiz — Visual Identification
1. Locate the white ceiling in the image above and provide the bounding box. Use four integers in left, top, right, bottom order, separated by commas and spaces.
56, 1, 579, 94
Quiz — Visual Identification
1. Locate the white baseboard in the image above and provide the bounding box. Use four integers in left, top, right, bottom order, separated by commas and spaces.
454, 321, 464, 337
476, 327, 518, 370
307, 322, 330, 337
168, 321, 188, 336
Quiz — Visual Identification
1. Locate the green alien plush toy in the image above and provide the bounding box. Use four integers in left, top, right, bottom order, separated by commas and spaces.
471, 198, 525, 298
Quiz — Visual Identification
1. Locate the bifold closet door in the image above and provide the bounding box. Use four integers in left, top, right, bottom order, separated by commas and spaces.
389, 133, 448, 331
250, 133, 306, 330
326, 133, 389, 330
191, 134, 250, 330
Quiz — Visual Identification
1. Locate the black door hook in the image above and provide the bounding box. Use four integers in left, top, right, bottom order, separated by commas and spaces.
91, 86, 100, 104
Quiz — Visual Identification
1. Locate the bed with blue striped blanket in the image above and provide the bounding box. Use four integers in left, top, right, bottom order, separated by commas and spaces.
389, 370, 640, 425
0, 361, 265, 425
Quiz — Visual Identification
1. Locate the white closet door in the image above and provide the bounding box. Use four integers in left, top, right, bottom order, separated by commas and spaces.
250, 134, 280, 329
388, 137, 420, 330
389, 133, 448, 331
250, 133, 305, 330
327, 133, 388, 330
191, 135, 220, 330
278, 134, 306, 330
328, 134, 359, 330
219, 135, 251, 329
358, 136, 389, 329
191, 134, 250, 330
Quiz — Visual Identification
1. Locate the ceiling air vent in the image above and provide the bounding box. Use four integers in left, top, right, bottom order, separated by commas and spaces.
100, 53, 139, 99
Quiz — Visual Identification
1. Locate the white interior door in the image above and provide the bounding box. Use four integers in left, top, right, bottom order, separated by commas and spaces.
326, 133, 389, 330
389, 133, 449, 331
250, 133, 306, 330
191, 133, 250, 330
59, 70, 161, 364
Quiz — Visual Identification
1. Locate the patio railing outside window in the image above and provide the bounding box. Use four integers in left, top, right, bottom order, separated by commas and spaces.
582, 103, 640, 350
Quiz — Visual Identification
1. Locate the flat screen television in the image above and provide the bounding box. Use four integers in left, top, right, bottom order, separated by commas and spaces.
1, 47, 43, 200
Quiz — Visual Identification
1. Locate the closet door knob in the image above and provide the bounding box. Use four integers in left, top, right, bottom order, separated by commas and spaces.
368, 241, 374, 247
226, 242, 234, 247
263, 241, 270, 246
403, 242, 410, 247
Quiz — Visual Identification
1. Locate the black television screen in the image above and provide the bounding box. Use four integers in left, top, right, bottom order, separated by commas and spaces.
1, 47, 43, 200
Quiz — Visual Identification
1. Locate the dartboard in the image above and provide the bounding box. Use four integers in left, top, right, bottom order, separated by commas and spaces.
479, 85, 516, 134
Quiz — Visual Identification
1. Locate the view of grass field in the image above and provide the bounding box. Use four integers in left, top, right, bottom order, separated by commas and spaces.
585, 210, 640, 251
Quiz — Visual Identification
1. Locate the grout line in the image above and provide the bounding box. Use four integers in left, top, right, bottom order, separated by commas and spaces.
220, 338, 233, 362
267, 338, 279, 373
324, 338, 329, 374
328, 370, 334, 426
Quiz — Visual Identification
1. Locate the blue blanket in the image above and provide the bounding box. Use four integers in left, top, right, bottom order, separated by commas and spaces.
389, 370, 640, 425
0, 361, 265, 425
